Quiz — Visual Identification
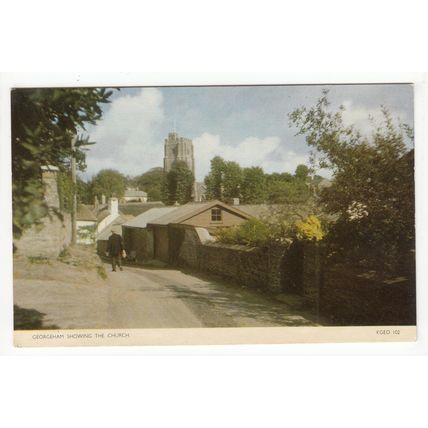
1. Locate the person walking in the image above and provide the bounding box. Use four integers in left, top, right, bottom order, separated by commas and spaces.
106, 227, 124, 272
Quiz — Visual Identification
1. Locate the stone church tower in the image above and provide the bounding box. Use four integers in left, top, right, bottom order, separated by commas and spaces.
163, 132, 195, 175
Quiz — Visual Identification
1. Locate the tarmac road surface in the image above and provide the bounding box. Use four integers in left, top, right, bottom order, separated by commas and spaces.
15, 263, 316, 329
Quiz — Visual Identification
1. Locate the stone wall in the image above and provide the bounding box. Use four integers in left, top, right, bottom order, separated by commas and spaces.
170, 225, 288, 293
198, 243, 282, 291
15, 169, 72, 258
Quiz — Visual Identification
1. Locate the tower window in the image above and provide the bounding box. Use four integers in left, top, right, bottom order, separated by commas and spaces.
211, 208, 222, 222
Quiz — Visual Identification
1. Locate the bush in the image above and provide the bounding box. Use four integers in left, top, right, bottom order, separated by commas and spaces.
216, 217, 293, 247
295, 215, 324, 241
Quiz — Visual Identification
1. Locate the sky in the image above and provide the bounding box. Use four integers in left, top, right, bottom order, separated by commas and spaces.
82, 84, 414, 182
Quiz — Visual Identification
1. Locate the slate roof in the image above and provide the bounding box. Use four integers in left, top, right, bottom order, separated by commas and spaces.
118, 201, 165, 216
76, 204, 97, 221
122, 207, 180, 229
148, 200, 252, 226
97, 214, 133, 240
96, 208, 111, 222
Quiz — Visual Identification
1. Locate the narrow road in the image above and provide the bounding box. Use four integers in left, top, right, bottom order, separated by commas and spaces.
15, 262, 317, 329
101, 264, 316, 328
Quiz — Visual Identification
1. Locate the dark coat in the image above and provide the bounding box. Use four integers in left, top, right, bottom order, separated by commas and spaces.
107, 233, 124, 256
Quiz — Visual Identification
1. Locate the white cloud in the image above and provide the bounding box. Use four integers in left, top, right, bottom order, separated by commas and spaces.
193, 133, 308, 181
341, 100, 407, 137
84, 88, 164, 177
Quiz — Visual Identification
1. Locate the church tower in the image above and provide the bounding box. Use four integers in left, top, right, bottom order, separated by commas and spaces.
163, 132, 195, 175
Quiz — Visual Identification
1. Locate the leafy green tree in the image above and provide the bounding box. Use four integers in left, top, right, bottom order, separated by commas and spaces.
289, 92, 414, 272
11, 88, 112, 239
204, 156, 242, 202
132, 167, 165, 201
222, 161, 242, 200
204, 156, 226, 200
163, 161, 194, 205
241, 167, 266, 204
295, 164, 310, 181
91, 169, 127, 200
265, 170, 311, 204
77, 178, 94, 205
58, 175, 94, 212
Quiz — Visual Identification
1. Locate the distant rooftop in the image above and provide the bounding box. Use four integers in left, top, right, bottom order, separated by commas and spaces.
76, 204, 97, 221
122, 207, 180, 229
119, 201, 165, 216
124, 188, 147, 197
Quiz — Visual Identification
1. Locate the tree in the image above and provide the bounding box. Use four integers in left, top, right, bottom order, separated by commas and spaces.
204, 156, 226, 200
295, 164, 310, 181
163, 161, 194, 205
241, 167, 266, 204
131, 167, 165, 201
204, 156, 242, 202
11, 88, 112, 239
222, 161, 242, 200
265, 170, 312, 204
76, 178, 94, 205
91, 169, 127, 200
289, 91, 414, 272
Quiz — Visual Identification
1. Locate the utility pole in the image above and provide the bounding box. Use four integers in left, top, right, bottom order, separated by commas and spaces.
71, 135, 77, 245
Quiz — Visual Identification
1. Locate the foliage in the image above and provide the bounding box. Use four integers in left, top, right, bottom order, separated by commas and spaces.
216, 217, 293, 248
241, 167, 266, 204
204, 156, 314, 205
163, 161, 194, 205
295, 164, 310, 180
266, 169, 312, 204
91, 168, 126, 199
295, 215, 325, 241
289, 91, 414, 272
77, 224, 96, 243
76, 177, 94, 205
131, 167, 165, 201
57, 170, 75, 213
57, 172, 92, 212
11, 88, 112, 239
204, 156, 242, 201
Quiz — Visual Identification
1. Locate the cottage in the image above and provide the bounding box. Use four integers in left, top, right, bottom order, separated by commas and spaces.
121, 207, 179, 263
121, 188, 148, 203
147, 200, 252, 263
76, 197, 120, 245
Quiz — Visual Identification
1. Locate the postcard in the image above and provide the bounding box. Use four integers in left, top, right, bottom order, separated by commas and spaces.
10, 82, 416, 346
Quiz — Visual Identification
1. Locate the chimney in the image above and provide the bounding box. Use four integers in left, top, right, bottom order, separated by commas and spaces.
101, 194, 106, 205
94, 195, 99, 210
108, 197, 119, 218
232, 198, 240, 206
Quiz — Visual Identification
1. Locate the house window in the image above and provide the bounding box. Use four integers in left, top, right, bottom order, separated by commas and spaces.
211, 208, 222, 222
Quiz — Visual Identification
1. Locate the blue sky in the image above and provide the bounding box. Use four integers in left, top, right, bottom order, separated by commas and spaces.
82, 84, 413, 181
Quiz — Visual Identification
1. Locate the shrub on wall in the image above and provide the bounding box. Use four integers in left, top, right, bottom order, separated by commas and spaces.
216, 217, 294, 247
295, 215, 324, 242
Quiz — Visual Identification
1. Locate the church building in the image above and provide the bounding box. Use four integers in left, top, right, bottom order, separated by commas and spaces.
163, 132, 195, 175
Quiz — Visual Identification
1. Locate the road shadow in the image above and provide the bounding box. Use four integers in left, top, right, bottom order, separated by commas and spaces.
14, 305, 59, 330
160, 280, 317, 328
